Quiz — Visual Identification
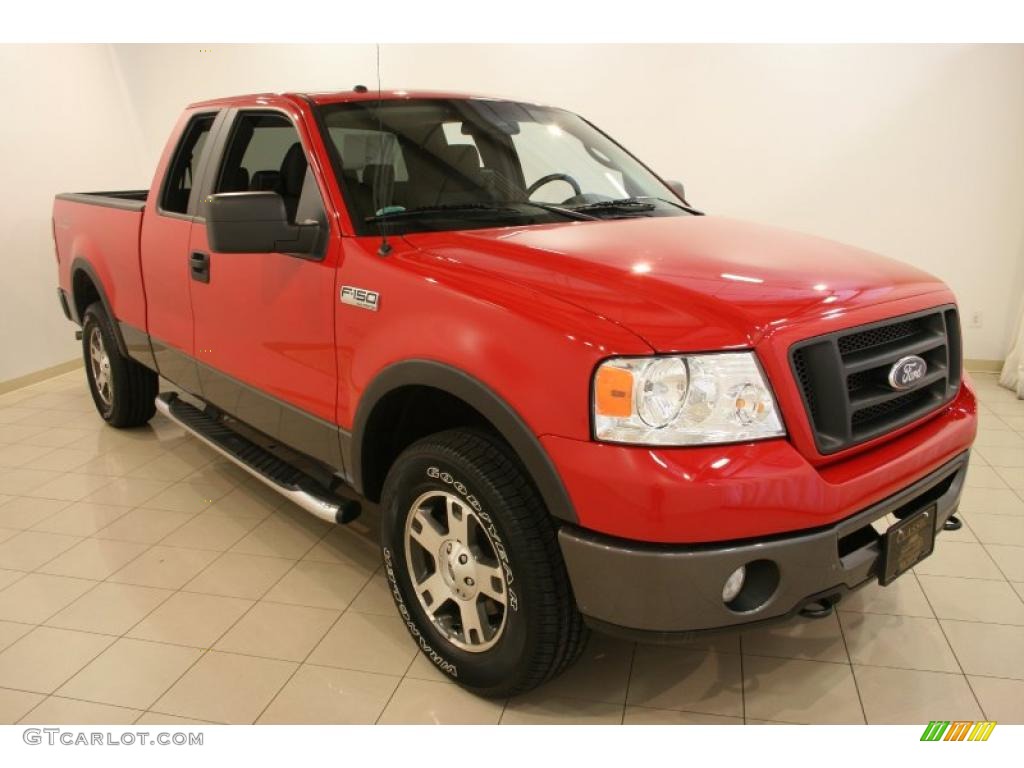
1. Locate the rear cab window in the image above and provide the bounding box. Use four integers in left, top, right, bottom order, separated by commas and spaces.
160, 113, 216, 215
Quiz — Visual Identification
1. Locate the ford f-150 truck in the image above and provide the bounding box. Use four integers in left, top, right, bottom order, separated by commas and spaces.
52, 89, 977, 697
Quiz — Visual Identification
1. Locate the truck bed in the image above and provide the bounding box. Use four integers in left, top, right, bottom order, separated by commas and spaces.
53, 190, 150, 332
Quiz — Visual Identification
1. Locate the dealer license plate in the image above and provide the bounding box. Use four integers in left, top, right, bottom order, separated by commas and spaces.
880, 505, 936, 585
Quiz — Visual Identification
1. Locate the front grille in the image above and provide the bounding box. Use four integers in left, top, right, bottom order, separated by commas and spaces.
837, 318, 926, 356
790, 307, 962, 454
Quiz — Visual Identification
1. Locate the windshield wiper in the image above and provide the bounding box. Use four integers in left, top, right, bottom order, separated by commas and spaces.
365, 203, 519, 223
569, 197, 657, 213
366, 201, 597, 224
577, 196, 704, 216
638, 195, 704, 215
515, 201, 598, 221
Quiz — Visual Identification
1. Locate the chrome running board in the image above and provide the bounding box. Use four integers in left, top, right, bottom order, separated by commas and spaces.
154, 393, 360, 525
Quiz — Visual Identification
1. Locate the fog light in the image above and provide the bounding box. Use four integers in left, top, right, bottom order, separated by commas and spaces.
722, 565, 746, 603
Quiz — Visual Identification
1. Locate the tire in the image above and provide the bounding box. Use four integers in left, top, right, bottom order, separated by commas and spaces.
380, 428, 588, 697
82, 302, 158, 428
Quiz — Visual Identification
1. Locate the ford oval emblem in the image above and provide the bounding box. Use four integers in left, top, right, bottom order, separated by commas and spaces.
888, 355, 928, 390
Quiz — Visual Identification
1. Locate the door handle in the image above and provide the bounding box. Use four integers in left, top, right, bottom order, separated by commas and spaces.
190, 251, 210, 283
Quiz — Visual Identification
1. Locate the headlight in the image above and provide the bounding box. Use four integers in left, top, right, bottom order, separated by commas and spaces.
593, 352, 785, 445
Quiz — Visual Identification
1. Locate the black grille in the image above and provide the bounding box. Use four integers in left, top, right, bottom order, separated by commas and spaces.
792, 348, 818, 421
837, 319, 927, 356
790, 307, 962, 454
850, 388, 932, 429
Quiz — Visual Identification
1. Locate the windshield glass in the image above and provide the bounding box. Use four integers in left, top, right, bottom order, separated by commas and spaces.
316, 98, 692, 234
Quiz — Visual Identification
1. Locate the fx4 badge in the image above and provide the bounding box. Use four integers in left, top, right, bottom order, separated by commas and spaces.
340, 285, 380, 311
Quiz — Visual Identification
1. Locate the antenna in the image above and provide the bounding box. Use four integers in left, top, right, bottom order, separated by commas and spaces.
375, 43, 392, 257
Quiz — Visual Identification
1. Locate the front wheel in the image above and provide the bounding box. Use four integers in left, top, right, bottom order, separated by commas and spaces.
82, 303, 157, 428
380, 429, 588, 697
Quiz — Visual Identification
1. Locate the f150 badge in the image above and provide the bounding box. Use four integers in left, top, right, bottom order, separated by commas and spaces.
340, 286, 380, 311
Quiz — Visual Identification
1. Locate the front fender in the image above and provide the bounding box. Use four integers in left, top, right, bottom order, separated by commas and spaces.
337, 237, 653, 523
351, 359, 579, 522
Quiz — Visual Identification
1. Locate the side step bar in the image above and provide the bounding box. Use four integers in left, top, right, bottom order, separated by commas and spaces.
155, 393, 360, 525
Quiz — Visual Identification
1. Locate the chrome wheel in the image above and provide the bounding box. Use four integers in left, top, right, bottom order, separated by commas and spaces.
404, 490, 508, 652
88, 326, 113, 407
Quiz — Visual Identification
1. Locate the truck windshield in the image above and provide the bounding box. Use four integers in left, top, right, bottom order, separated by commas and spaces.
316, 98, 692, 235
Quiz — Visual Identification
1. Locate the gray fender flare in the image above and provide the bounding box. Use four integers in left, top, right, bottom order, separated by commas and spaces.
69, 257, 129, 358
350, 359, 578, 523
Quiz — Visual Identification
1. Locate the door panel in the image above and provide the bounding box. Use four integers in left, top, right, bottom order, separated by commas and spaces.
141, 211, 202, 394
187, 109, 342, 468
140, 110, 219, 393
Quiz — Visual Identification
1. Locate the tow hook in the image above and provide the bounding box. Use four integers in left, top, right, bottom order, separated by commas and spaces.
943, 514, 963, 532
799, 597, 838, 619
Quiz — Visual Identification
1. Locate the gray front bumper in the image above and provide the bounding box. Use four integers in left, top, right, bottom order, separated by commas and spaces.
559, 451, 968, 641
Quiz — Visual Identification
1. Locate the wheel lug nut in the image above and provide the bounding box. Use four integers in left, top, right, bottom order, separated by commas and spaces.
464, 577, 474, 586
459, 554, 468, 564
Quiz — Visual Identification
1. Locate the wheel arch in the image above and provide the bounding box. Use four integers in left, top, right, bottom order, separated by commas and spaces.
351, 359, 577, 524
70, 257, 129, 358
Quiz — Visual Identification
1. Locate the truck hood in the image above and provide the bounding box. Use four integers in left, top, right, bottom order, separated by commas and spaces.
403, 215, 949, 351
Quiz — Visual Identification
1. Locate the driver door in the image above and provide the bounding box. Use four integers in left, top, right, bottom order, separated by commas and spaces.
187, 107, 343, 469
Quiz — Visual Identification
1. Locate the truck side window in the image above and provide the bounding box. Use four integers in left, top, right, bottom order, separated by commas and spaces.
215, 113, 322, 224
161, 113, 216, 215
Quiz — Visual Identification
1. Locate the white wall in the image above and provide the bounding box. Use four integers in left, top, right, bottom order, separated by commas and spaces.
0, 45, 148, 382
2, 45, 1022, 383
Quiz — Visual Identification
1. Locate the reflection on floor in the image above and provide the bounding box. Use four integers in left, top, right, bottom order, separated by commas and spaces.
0, 369, 1022, 724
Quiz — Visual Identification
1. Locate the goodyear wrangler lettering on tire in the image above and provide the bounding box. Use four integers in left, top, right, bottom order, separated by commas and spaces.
428, 466, 481, 510
383, 547, 458, 677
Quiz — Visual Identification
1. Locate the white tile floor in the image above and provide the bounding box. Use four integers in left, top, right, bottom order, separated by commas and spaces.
0, 369, 1021, 724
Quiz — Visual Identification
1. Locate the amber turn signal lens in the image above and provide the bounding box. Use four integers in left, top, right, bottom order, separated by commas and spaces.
595, 365, 634, 417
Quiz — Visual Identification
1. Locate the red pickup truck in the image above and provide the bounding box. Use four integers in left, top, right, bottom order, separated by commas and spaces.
52, 89, 977, 696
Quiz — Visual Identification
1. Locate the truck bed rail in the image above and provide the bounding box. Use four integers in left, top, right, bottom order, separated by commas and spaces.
55, 190, 148, 212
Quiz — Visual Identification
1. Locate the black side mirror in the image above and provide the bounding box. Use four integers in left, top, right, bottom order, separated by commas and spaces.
666, 179, 690, 206
202, 192, 319, 255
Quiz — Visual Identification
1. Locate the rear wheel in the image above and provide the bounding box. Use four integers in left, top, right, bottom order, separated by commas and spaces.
380, 429, 588, 697
82, 303, 157, 427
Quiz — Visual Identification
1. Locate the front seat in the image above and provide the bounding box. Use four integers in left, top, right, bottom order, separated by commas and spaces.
277, 143, 308, 222
435, 145, 486, 205
250, 170, 280, 191
221, 167, 250, 193
361, 163, 396, 213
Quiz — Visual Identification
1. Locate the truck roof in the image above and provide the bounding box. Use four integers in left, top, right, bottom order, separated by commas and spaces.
187, 89, 511, 109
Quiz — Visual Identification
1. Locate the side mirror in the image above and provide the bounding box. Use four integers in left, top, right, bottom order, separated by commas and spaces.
202, 192, 319, 254
665, 179, 690, 206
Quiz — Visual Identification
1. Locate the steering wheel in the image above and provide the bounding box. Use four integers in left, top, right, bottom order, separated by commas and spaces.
527, 173, 582, 198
